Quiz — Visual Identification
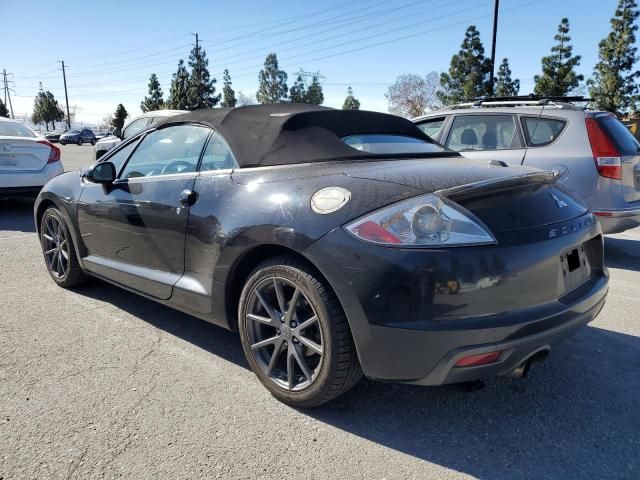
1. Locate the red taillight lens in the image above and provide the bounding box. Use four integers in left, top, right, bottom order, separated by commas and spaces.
352, 220, 401, 244
454, 351, 501, 367
585, 117, 621, 180
36, 139, 61, 163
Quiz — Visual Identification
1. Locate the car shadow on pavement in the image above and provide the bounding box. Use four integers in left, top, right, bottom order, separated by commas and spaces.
74, 281, 639, 479
605, 237, 640, 272
0, 197, 36, 233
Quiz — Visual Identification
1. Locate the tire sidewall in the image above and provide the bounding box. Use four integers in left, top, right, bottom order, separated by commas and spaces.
40, 208, 72, 285
239, 263, 339, 406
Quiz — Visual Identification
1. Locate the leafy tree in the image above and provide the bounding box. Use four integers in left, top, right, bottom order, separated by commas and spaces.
256, 53, 288, 104
167, 60, 191, 110
186, 44, 220, 109
588, 0, 639, 115
140, 73, 164, 112
31, 91, 64, 130
495, 58, 520, 97
0, 99, 9, 118
534, 18, 584, 96
111, 104, 128, 132
305, 75, 324, 105
221, 69, 237, 108
236, 91, 256, 106
289, 75, 307, 103
342, 86, 361, 110
386, 72, 443, 118
439, 26, 492, 104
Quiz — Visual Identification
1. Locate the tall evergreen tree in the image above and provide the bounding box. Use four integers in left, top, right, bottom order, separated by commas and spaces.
439, 26, 492, 104
140, 73, 164, 112
534, 18, 584, 96
221, 69, 237, 108
305, 75, 324, 105
111, 104, 128, 132
495, 58, 520, 97
31, 91, 64, 130
186, 43, 220, 109
0, 99, 9, 118
588, 0, 639, 115
342, 87, 361, 110
256, 53, 288, 104
167, 60, 190, 110
289, 75, 306, 103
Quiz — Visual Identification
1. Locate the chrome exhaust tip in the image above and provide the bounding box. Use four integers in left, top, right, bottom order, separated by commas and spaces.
507, 348, 550, 379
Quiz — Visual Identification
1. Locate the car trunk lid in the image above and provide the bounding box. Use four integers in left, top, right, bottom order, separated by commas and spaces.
0, 137, 51, 171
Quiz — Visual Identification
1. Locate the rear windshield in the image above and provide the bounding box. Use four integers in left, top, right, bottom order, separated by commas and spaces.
598, 115, 640, 155
0, 121, 37, 138
68, 129, 81, 134
342, 134, 444, 154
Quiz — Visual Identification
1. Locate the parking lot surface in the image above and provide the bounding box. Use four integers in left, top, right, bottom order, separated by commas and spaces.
1, 145, 639, 479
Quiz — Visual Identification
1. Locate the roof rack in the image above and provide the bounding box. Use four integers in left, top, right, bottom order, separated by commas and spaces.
445, 95, 591, 111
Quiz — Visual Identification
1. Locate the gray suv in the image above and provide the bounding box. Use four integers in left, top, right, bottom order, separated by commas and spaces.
414, 97, 640, 234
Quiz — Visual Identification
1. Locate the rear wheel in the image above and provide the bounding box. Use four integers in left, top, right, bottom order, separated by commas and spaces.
40, 207, 86, 288
77, 138, 82, 146
238, 256, 361, 407
91, 138, 96, 145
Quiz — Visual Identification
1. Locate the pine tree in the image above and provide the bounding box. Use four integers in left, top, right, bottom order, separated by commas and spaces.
588, 0, 639, 115
111, 104, 128, 132
289, 75, 307, 103
32, 91, 64, 130
439, 26, 492, 104
0, 99, 9, 118
495, 58, 520, 97
534, 18, 584, 96
140, 73, 164, 112
305, 75, 324, 105
342, 87, 361, 110
167, 60, 190, 110
256, 53, 288, 104
186, 44, 220, 109
221, 69, 237, 108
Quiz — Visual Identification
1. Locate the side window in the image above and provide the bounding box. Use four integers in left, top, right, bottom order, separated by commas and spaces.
120, 125, 210, 179
200, 132, 237, 171
122, 118, 152, 139
416, 117, 445, 139
446, 115, 516, 151
521, 117, 566, 147
104, 140, 138, 175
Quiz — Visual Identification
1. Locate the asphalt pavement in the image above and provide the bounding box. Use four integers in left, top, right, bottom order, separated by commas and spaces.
1, 145, 639, 479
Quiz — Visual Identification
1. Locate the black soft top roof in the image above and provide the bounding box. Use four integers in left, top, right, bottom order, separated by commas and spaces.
157, 104, 437, 167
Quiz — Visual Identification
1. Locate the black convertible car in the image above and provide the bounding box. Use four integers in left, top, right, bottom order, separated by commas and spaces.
34, 104, 608, 407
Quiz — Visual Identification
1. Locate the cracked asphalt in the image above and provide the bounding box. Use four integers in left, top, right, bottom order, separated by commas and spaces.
1, 145, 639, 479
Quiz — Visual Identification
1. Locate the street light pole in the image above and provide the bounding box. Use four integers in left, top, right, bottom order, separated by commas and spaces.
489, 0, 500, 95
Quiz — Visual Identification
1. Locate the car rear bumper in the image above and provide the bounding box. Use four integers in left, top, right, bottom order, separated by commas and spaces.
304, 215, 608, 384
0, 162, 64, 192
594, 207, 640, 234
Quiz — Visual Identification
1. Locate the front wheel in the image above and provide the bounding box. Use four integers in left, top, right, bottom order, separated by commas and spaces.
40, 207, 86, 288
238, 256, 361, 407
77, 138, 82, 146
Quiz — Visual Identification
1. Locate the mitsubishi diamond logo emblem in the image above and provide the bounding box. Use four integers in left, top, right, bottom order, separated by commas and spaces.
550, 193, 568, 208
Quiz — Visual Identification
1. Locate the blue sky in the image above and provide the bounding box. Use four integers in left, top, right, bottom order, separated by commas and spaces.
1, 0, 624, 125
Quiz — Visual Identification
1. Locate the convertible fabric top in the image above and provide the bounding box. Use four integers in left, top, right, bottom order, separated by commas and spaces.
158, 104, 436, 167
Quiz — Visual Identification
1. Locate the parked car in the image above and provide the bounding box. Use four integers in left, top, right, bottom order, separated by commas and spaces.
35, 105, 608, 407
44, 128, 67, 143
0, 117, 62, 196
413, 96, 640, 234
94, 110, 186, 160
94, 131, 112, 140
59, 128, 96, 145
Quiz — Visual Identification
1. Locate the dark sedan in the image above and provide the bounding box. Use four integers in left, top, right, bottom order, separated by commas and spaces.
34, 105, 608, 407
59, 128, 96, 145
44, 128, 67, 143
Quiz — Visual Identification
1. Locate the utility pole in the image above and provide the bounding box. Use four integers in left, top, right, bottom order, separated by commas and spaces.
59, 60, 71, 128
192, 32, 200, 107
488, 0, 500, 95
3, 69, 15, 118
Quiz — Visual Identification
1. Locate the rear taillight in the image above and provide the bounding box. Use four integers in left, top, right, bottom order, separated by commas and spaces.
37, 140, 61, 163
585, 117, 621, 180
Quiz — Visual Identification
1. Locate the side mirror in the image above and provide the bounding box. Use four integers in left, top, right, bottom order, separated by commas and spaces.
86, 162, 116, 183
112, 128, 123, 139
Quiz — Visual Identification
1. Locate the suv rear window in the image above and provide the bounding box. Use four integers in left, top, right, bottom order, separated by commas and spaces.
597, 114, 640, 155
342, 134, 444, 154
521, 117, 566, 146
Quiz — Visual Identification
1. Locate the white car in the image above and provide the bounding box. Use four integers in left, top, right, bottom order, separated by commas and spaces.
0, 118, 63, 197
95, 109, 186, 160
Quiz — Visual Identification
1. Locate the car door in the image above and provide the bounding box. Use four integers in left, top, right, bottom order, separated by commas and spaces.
77, 124, 212, 299
443, 113, 526, 165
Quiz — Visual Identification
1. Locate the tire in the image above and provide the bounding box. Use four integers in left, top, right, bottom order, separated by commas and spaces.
40, 207, 86, 288
238, 256, 362, 408
91, 138, 96, 145
77, 138, 82, 146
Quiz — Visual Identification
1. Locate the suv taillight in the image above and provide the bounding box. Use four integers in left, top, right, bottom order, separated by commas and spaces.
585, 116, 621, 180
36, 140, 61, 163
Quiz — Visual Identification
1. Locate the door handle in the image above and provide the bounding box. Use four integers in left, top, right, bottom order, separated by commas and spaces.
179, 189, 198, 206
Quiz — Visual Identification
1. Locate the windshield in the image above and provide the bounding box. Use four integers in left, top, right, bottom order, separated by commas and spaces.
0, 121, 37, 138
342, 134, 445, 154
